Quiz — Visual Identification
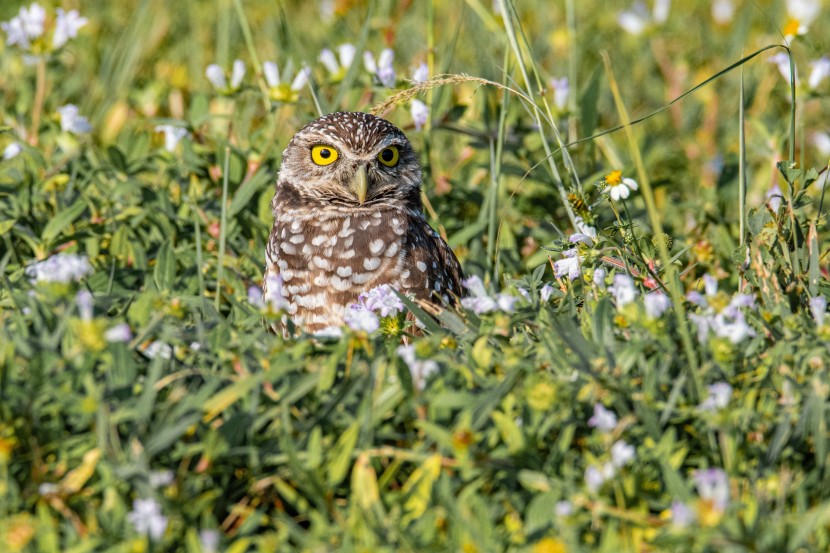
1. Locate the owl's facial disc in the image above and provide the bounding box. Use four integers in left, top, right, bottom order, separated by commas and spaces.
352, 164, 368, 204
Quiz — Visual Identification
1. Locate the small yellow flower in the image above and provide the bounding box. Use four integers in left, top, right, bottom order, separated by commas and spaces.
532, 537, 567, 553
605, 170, 623, 186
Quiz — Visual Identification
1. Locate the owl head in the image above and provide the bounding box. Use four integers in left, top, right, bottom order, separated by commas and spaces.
277, 112, 422, 208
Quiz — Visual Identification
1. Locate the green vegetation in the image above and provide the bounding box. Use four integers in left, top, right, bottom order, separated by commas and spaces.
1, 1, 829, 551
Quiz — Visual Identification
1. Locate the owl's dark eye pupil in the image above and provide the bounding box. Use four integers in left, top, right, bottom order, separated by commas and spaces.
320, 149, 331, 159
381, 149, 394, 162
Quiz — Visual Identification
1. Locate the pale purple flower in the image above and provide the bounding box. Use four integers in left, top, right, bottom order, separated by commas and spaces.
766, 184, 783, 212
38, 483, 59, 496
397, 344, 439, 391
711, 0, 734, 24
703, 273, 718, 296
262, 274, 290, 312
712, 311, 755, 343
574, 216, 597, 240
770, 52, 797, 84
3, 142, 22, 160
460, 275, 517, 314
155, 125, 189, 152
199, 530, 220, 553
554, 249, 581, 280
412, 62, 429, 83
344, 303, 380, 333
359, 284, 404, 317
52, 8, 87, 49
608, 177, 639, 200
808, 57, 830, 90
148, 470, 174, 488
540, 284, 555, 302
1, 3, 46, 50
593, 268, 606, 289
554, 500, 573, 517
105, 323, 133, 343
644, 292, 671, 318
411, 99, 429, 131
810, 296, 827, 326
247, 286, 264, 308
57, 104, 92, 135
611, 440, 636, 467
693, 468, 730, 510
585, 462, 615, 492
364, 48, 396, 87
550, 77, 569, 111
75, 289, 93, 321
127, 498, 168, 541
25, 253, 92, 283
608, 274, 638, 307
588, 403, 617, 432
699, 382, 732, 411
569, 233, 593, 246
671, 500, 696, 527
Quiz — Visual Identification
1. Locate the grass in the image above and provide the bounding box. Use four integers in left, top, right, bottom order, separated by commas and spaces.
1, 1, 830, 551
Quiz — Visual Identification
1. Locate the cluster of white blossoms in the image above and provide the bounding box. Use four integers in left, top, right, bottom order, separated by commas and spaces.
1, 2, 87, 54
343, 284, 405, 333
396, 344, 439, 391
460, 275, 519, 315
25, 252, 92, 284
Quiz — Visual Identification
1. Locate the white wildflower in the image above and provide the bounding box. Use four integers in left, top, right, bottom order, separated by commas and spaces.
75, 289, 93, 321
364, 48, 396, 87
808, 56, 830, 90
693, 468, 730, 511
199, 530, 220, 553
769, 52, 797, 84
698, 382, 732, 411
588, 403, 617, 432
611, 440, 636, 468
290, 65, 311, 91
205, 64, 227, 89
230, 59, 246, 89
554, 249, 582, 280
143, 341, 172, 360
263, 274, 290, 312
57, 104, 92, 135
671, 500, 696, 527
411, 99, 429, 131
52, 8, 87, 49
813, 131, 830, 159
1, 3, 46, 50
593, 268, 607, 289
617, 2, 650, 35
585, 462, 616, 492
644, 292, 671, 318
608, 274, 638, 307
460, 275, 517, 314
412, 62, 429, 83
540, 284, 555, 302
785, 0, 820, 37
766, 184, 783, 212
711, 0, 735, 24
127, 498, 168, 541
318, 48, 340, 74
155, 125, 189, 153
25, 253, 92, 284
550, 77, 569, 111
148, 470, 174, 488
3, 142, 22, 160
608, 177, 639, 201
397, 344, 439, 391
105, 323, 133, 343
554, 500, 573, 517
263, 61, 280, 88
810, 296, 827, 326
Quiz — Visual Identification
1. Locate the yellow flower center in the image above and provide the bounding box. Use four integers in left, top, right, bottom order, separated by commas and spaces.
605, 170, 623, 186
783, 18, 800, 37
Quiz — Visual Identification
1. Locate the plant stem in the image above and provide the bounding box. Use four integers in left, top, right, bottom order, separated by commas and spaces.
29, 57, 47, 146
216, 146, 230, 312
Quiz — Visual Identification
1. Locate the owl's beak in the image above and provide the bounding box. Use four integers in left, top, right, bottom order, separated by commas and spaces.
351, 164, 368, 204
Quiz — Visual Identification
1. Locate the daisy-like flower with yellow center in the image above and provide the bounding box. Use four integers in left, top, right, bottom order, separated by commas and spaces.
604, 170, 639, 201
783, 0, 820, 40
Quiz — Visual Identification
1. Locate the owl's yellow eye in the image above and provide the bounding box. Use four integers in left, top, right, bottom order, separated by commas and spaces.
311, 145, 339, 166
377, 146, 400, 167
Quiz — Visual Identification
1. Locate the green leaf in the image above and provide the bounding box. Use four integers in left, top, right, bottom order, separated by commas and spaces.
41, 198, 87, 242
153, 240, 176, 290
327, 422, 359, 487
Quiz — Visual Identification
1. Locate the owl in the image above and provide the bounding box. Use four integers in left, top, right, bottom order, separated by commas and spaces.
264, 111, 463, 333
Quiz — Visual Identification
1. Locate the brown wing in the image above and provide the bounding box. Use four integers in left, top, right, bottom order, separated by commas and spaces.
399, 213, 463, 307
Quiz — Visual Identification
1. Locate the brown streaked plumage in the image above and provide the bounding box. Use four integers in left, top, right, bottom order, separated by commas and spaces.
264, 111, 463, 333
